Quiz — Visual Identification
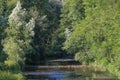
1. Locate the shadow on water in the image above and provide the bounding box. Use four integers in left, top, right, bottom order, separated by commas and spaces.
23, 60, 119, 80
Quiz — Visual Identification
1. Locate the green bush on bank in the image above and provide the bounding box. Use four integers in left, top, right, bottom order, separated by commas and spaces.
0, 71, 25, 80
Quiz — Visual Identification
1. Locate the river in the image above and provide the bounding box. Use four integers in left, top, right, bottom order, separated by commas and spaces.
23, 59, 118, 80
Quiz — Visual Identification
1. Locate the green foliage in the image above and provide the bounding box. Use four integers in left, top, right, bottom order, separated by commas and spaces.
0, 71, 25, 80
0, 0, 7, 16
0, 0, 120, 78
63, 0, 120, 76
3, 1, 35, 70
60, 0, 85, 55
20, 0, 65, 64
0, 0, 18, 18
21, 0, 49, 14
6, 0, 18, 8
60, 0, 85, 29
0, 15, 7, 69
19, 0, 49, 64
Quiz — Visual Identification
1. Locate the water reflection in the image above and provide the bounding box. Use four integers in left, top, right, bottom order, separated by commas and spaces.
25, 71, 88, 80
24, 67, 118, 80
24, 60, 118, 80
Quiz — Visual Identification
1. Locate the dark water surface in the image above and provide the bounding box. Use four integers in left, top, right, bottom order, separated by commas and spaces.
23, 60, 119, 80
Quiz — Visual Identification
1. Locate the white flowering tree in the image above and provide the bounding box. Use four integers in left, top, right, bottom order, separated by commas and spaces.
3, 1, 35, 70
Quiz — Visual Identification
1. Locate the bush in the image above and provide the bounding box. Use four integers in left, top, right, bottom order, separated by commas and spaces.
0, 71, 25, 80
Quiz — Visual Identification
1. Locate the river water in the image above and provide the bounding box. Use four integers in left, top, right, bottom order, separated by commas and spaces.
23, 60, 118, 80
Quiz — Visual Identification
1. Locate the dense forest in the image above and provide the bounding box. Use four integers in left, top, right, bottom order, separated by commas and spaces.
0, 0, 120, 79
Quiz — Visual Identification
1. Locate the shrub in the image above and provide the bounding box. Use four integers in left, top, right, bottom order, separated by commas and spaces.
0, 71, 25, 80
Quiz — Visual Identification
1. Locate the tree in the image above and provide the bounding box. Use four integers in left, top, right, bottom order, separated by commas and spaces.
63, 0, 120, 72
20, 0, 64, 64
61, 0, 85, 54
3, 1, 35, 70
60, 0, 85, 29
